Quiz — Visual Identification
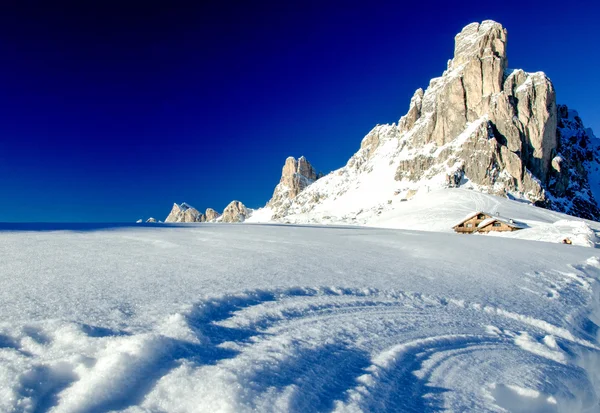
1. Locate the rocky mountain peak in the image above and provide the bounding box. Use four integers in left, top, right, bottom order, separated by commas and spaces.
452, 20, 507, 69
257, 20, 599, 223
165, 202, 206, 223
221, 201, 248, 223
389, 20, 560, 200
205, 208, 221, 221
398, 88, 424, 134
266, 156, 320, 218
279, 156, 318, 195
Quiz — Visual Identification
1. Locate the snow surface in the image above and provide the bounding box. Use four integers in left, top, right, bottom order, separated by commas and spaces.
1, 222, 599, 412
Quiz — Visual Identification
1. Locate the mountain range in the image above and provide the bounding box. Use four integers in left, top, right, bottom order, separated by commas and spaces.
162, 20, 600, 230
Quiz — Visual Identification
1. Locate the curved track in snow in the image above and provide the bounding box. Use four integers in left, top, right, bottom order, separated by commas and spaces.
4, 284, 597, 412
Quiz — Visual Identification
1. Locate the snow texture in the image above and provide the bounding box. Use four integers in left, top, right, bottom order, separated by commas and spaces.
1, 217, 599, 412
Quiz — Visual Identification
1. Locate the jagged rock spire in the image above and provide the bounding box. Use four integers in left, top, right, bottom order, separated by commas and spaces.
452, 20, 507, 71
278, 156, 318, 199
393, 20, 558, 200
265, 156, 320, 218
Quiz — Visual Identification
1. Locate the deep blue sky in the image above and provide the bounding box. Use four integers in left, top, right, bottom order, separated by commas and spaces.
0, 1, 598, 222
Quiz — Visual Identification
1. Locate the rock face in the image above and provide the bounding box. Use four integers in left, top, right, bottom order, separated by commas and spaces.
258, 20, 599, 222
266, 156, 320, 218
548, 106, 600, 219
164, 203, 206, 223
390, 20, 559, 202
221, 201, 248, 223
205, 208, 221, 221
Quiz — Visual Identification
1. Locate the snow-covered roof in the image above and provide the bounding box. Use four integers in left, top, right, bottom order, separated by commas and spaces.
453, 211, 525, 230
453, 211, 493, 227
477, 216, 525, 229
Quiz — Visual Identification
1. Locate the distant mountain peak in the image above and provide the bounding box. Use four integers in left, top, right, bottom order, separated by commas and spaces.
266, 156, 320, 219
165, 202, 205, 223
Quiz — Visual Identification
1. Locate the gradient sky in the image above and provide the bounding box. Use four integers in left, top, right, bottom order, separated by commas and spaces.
0, 1, 598, 222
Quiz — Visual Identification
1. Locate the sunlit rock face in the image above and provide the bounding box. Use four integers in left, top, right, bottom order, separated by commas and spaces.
266, 156, 320, 219
205, 208, 221, 222
165, 203, 205, 223
221, 201, 249, 223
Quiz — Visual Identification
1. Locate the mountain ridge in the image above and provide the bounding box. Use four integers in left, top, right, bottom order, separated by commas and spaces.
253, 20, 600, 223
162, 20, 600, 226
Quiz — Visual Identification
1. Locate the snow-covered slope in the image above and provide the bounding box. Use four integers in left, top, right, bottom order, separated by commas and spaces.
250, 184, 600, 248
0, 224, 599, 412
371, 189, 600, 247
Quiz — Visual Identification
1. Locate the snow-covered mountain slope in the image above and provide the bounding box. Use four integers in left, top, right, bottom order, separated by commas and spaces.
0, 224, 599, 411
249, 188, 600, 247
249, 20, 600, 225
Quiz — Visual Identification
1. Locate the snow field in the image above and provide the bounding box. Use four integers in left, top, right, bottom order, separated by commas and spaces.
0, 224, 599, 412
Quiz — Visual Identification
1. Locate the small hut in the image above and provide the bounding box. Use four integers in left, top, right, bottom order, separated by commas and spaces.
453, 211, 524, 234
452, 211, 494, 233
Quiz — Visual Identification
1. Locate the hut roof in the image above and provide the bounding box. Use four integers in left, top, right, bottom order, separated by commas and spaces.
477, 216, 526, 229
452, 211, 493, 228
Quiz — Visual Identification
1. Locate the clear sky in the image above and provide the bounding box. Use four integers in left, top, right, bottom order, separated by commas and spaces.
0, 0, 598, 222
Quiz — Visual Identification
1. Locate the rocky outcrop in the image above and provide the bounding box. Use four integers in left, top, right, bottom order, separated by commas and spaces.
382, 20, 596, 215
390, 20, 560, 204
165, 203, 206, 223
146, 217, 158, 223
162, 204, 222, 223
221, 201, 248, 223
205, 208, 221, 221
266, 156, 320, 218
547, 105, 600, 219
398, 89, 424, 134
